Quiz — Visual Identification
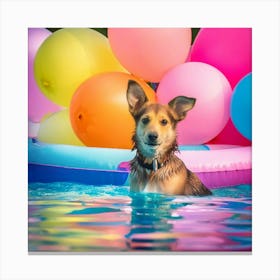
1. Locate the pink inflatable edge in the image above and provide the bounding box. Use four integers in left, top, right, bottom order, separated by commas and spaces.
176, 146, 251, 173
175, 146, 252, 188
119, 146, 252, 189
196, 169, 251, 189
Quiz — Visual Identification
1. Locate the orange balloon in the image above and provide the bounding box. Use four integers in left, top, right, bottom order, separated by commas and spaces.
70, 72, 156, 149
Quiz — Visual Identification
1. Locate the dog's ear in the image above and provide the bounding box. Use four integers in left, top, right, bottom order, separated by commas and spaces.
168, 96, 196, 121
126, 80, 148, 115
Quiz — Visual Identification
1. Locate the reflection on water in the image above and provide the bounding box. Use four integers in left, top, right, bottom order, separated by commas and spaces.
28, 183, 251, 252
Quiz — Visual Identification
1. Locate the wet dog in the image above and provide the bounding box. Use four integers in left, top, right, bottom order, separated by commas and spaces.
126, 80, 212, 196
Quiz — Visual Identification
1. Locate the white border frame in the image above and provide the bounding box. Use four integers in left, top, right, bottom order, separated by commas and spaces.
1, 0, 279, 279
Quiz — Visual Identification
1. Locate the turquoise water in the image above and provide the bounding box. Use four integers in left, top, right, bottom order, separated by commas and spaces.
28, 183, 252, 252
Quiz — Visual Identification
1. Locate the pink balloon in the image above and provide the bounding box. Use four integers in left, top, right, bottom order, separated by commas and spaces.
207, 119, 251, 146
190, 28, 252, 88
157, 62, 232, 145
108, 28, 192, 82
28, 28, 61, 123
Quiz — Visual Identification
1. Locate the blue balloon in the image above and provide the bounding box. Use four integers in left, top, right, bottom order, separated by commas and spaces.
231, 73, 252, 141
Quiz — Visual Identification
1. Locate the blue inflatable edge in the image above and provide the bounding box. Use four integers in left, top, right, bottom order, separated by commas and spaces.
28, 163, 130, 186
28, 138, 209, 185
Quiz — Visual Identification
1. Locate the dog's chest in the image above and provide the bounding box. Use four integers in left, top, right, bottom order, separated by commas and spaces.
142, 172, 162, 193
130, 155, 188, 194
130, 166, 169, 193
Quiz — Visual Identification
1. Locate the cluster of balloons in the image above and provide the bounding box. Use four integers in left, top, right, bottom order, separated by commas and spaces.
28, 27, 252, 148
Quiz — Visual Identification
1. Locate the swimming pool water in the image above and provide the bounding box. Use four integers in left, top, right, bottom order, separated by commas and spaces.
28, 183, 252, 252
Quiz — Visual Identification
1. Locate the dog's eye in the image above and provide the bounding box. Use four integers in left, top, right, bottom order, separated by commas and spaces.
142, 117, 150, 125
160, 119, 168, 126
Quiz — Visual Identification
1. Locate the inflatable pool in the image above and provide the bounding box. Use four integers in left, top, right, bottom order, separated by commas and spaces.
28, 138, 252, 188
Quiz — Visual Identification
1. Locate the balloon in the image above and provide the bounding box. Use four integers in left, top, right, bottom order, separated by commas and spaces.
207, 119, 251, 146
231, 73, 252, 140
156, 62, 232, 145
108, 28, 192, 82
190, 28, 252, 88
34, 28, 127, 107
37, 109, 84, 146
28, 28, 61, 123
70, 72, 156, 149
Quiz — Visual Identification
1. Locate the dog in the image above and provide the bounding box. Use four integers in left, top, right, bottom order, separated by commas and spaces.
126, 80, 212, 196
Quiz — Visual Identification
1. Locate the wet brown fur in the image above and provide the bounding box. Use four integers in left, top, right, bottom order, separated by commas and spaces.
126, 80, 212, 196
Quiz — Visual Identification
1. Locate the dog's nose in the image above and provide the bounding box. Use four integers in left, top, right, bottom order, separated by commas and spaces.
148, 132, 158, 142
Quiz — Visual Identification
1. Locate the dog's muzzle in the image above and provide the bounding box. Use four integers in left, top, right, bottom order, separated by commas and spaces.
146, 132, 160, 146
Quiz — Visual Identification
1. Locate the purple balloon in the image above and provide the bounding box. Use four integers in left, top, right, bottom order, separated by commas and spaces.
28, 28, 61, 123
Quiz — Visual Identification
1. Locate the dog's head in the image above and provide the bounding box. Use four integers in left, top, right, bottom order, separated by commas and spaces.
126, 80, 196, 159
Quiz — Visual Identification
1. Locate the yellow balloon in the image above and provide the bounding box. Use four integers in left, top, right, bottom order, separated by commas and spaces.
38, 109, 84, 146
34, 28, 127, 107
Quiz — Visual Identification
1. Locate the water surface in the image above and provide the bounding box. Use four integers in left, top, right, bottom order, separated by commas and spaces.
28, 183, 252, 252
